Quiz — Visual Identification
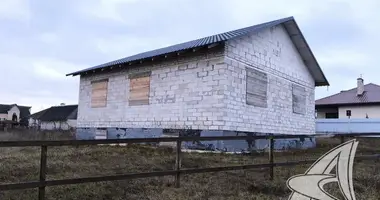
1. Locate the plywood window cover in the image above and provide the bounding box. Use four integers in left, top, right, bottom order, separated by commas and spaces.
246, 67, 268, 108
91, 79, 108, 108
292, 84, 306, 115
129, 72, 151, 106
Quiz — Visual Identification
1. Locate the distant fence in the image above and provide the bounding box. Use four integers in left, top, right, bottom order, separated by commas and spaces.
316, 119, 380, 133
0, 132, 380, 200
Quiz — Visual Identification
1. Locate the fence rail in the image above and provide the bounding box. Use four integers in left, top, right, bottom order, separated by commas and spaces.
0, 132, 380, 200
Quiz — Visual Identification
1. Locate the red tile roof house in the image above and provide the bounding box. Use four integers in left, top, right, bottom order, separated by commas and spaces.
66, 17, 329, 152
316, 78, 380, 119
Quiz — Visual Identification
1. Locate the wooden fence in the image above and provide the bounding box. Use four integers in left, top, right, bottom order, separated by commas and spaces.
0, 132, 380, 200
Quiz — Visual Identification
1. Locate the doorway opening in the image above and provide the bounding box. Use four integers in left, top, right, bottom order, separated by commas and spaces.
12, 113, 18, 122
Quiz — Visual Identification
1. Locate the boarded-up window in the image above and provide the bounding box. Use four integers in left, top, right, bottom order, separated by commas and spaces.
129, 72, 151, 106
246, 67, 268, 107
91, 79, 108, 108
292, 84, 306, 114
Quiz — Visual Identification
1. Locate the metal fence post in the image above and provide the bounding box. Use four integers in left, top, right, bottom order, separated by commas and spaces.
175, 139, 182, 188
340, 135, 345, 144
268, 136, 274, 181
39, 145, 47, 200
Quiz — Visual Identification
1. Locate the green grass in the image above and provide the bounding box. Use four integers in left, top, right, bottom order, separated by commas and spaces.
0, 130, 379, 199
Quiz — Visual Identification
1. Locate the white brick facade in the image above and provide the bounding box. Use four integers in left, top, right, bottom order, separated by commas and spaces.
222, 24, 315, 134
77, 24, 316, 135
77, 48, 228, 130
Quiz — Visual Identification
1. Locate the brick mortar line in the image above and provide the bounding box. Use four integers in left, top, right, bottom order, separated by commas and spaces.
225, 55, 314, 90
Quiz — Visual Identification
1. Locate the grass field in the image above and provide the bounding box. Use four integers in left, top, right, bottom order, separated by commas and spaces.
0, 130, 379, 200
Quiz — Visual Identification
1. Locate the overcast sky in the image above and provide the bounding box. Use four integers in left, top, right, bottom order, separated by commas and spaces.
1, 0, 379, 113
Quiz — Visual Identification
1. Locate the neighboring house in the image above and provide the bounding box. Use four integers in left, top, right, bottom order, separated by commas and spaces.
66, 17, 329, 151
29, 105, 78, 130
316, 77, 380, 119
0, 104, 31, 125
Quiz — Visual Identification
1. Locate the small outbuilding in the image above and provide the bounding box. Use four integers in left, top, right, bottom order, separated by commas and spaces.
29, 105, 78, 130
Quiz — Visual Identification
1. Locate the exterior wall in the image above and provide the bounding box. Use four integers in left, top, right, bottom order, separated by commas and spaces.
338, 105, 380, 119
316, 108, 339, 118
78, 25, 315, 134
77, 48, 227, 130
28, 118, 37, 127
316, 118, 380, 133
40, 121, 74, 130
223, 24, 315, 134
67, 120, 77, 128
40, 122, 56, 130
76, 25, 318, 150
7, 106, 20, 121
0, 114, 7, 120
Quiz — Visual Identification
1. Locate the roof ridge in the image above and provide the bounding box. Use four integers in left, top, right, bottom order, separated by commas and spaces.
0, 104, 31, 107
51, 104, 78, 108
367, 83, 380, 87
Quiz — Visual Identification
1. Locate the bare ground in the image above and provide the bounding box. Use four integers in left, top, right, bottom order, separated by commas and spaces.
0, 130, 379, 200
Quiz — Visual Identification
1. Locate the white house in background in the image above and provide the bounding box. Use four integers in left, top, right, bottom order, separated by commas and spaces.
316, 77, 380, 119
0, 104, 31, 125
29, 105, 78, 130
315, 77, 380, 134
66, 17, 329, 151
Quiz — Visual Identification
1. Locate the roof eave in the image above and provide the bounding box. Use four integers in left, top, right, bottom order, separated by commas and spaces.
316, 102, 380, 107
315, 82, 330, 87
283, 20, 330, 87
66, 42, 226, 77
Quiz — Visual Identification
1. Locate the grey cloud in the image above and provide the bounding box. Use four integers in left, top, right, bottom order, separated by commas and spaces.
1, 0, 379, 112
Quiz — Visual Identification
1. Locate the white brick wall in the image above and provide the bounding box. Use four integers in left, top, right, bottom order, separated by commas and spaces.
40, 121, 75, 130
223, 24, 315, 134
77, 24, 316, 134
77, 48, 228, 130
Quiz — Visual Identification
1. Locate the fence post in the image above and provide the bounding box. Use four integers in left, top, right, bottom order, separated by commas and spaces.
268, 136, 274, 181
175, 138, 182, 188
39, 145, 47, 200
340, 135, 345, 144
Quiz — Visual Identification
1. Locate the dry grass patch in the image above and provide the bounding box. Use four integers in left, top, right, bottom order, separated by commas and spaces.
0, 131, 379, 199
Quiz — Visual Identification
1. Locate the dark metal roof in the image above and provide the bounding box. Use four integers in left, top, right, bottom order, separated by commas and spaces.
316, 83, 380, 106
18, 106, 31, 120
29, 109, 48, 119
30, 105, 78, 122
0, 104, 10, 114
66, 16, 329, 86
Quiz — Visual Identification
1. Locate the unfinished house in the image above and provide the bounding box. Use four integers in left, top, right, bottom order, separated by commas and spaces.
67, 17, 329, 151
